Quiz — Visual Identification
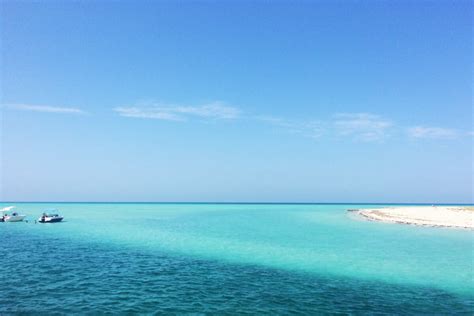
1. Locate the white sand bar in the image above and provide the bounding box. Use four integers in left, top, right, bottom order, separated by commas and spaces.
355, 206, 474, 229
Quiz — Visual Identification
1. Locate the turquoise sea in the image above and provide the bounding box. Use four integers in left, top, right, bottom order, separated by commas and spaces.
1, 203, 473, 314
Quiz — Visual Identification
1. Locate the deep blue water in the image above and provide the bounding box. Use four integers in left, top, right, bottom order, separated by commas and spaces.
1, 203, 473, 314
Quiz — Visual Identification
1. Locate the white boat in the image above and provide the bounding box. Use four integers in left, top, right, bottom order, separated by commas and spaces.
1, 206, 26, 222
38, 210, 64, 223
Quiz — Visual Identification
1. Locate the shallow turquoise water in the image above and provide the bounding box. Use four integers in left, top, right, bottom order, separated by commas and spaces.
1, 203, 473, 313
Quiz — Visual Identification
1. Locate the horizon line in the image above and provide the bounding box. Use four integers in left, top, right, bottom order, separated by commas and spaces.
1, 201, 473, 205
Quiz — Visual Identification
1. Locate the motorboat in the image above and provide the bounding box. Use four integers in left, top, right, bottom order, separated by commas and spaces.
1, 206, 26, 222
38, 210, 64, 223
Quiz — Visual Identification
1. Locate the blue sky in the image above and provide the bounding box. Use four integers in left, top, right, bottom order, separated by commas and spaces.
1, 1, 472, 203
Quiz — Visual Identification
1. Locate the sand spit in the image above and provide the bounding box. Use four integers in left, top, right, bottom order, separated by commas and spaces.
353, 206, 473, 229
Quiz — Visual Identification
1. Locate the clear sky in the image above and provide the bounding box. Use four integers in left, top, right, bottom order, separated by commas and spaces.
1, 1, 472, 203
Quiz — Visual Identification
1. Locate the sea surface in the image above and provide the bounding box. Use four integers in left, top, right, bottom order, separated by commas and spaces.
1, 203, 473, 314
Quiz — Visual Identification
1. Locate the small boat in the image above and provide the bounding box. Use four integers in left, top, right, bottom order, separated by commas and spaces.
1, 206, 26, 222
38, 210, 64, 223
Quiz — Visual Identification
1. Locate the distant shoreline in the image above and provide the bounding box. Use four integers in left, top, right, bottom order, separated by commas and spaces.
353, 206, 474, 229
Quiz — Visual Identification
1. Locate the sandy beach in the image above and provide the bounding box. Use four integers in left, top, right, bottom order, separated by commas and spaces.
354, 206, 474, 229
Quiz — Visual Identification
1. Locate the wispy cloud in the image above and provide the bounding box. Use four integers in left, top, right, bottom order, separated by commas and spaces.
114, 100, 468, 143
4, 104, 85, 114
113, 107, 184, 121
333, 113, 393, 141
407, 126, 459, 139
257, 112, 393, 142
114, 101, 240, 121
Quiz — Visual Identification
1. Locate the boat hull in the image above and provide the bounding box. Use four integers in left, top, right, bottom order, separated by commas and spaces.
38, 217, 63, 223
4, 215, 26, 222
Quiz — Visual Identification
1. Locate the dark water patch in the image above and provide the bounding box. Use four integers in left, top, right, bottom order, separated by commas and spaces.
1, 229, 472, 314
